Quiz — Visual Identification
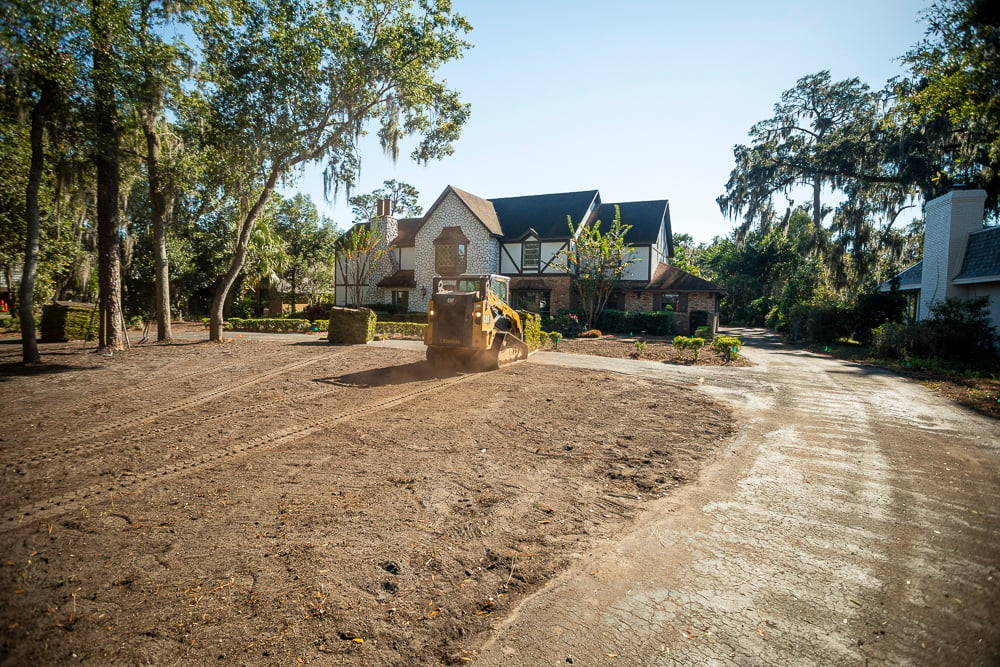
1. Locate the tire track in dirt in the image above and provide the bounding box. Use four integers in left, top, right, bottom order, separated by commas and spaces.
1, 370, 479, 530
6, 386, 343, 469
5, 349, 350, 467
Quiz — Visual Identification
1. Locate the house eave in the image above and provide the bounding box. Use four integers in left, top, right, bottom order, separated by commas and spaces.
953, 274, 1000, 285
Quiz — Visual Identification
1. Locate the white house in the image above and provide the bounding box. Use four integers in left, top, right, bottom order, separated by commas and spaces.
881, 188, 1000, 330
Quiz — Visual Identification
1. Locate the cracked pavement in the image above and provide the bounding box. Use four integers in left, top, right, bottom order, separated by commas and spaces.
475, 328, 1000, 666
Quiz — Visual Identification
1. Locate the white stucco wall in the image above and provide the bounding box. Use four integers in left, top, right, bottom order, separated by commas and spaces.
622, 246, 651, 281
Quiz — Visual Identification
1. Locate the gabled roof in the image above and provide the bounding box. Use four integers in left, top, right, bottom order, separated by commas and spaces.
643, 263, 727, 294
597, 200, 673, 257
954, 225, 1000, 283
446, 186, 503, 236
490, 190, 600, 240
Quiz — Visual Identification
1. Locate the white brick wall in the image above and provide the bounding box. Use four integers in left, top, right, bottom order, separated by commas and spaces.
919, 189, 987, 319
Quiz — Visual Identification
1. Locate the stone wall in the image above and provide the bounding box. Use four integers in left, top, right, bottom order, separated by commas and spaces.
412, 191, 497, 312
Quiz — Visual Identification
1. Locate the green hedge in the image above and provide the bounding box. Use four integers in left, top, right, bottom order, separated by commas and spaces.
375, 321, 427, 338
227, 318, 312, 332
41, 302, 98, 341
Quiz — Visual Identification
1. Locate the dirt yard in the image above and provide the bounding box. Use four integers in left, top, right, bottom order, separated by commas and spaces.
0, 336, 733, 665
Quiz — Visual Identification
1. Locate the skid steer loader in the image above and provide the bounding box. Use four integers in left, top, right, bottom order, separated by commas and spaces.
424, 274, 530, 371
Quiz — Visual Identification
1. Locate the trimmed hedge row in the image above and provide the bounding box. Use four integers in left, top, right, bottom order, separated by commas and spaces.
375, 321, 427, 338
227, 317, 312, 332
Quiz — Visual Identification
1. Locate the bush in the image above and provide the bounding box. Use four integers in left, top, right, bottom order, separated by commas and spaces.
543, 310, 584, 337
227, 318, 312, 332
672, 335, 705, 359
711, 335, 742, 363
786, 302, 852, 344
597, 309, 627, 333
626, 310, 674, 335
851, 291, 907, 345
694, 325, 711, 340
579, 329, 602, 338
689, 309, 711, 335
547, 331, 563, 349
517, 311, 544, 351
375, 321, 427, 338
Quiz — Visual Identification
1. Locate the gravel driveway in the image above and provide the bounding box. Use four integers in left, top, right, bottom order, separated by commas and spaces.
476, 328, 1000, 665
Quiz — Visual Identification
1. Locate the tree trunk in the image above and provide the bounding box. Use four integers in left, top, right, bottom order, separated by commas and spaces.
19, 83, 53, 365
92, 0, 125, 352
812, 175, 823, 229
142, 111, 172, 341
208, 168, 281, 341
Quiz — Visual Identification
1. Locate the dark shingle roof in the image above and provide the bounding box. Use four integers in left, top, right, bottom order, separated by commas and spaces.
597, 200, 671, 249
448, 186, 503, 236
955, 226, 1000, 282
895, 260, 923, 289
391, 218, 422, 247
378, 270, 415, 288
490, 190, 600, 240
645, 263, 727, 293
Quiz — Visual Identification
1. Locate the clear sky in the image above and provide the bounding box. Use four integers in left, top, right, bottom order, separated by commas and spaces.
285, 0, 932, 244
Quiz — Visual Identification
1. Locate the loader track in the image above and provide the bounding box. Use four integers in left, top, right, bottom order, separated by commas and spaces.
5, 350, 349, 466
1, 370, 479, 531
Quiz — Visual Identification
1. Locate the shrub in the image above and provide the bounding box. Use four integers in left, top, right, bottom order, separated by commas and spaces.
786, 302, 852, 344
374, 321, 427, 338
547, 331, 563, 349
711, 335, 742, 363
694, 325, 711, 340
579, 329, 602, 338
227, 318, 312, 332
627, 310, 673, 335
544, 310, 584, 337
924, 296, 998, 366
597, 309, 627, 333
632, 339, 648, 357
673, 335, 705, 359
517, 311, 544, 351
851, 291, 906, 345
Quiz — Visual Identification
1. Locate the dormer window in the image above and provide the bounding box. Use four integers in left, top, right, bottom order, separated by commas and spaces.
523, 240, 540, 271
434, 226, 469, 275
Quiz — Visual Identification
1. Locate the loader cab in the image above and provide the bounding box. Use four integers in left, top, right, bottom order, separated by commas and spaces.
432, 275, 509, 302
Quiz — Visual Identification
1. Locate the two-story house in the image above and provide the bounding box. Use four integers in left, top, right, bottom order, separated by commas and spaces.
335, 184, 726, 333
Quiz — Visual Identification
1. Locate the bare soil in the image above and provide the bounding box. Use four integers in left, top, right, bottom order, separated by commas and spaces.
0, 335, 733, 665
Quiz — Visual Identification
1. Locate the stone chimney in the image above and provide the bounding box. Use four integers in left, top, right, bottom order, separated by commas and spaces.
919, 187, 987, 317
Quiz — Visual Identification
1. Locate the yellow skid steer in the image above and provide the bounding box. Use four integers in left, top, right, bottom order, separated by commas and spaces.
424, 275, 530, 371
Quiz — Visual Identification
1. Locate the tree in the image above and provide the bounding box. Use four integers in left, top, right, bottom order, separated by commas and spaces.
335, 223, 386, 307
194, 0, 470, 342
271, 193, 336, 309
718, 71, 918, 291
554, 205, 635, 330
0, 0, 87, 363
892, 0, 1000, 214
349, 179, 423, 223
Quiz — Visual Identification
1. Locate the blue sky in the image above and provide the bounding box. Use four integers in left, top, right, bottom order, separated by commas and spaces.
287, 0, 932, 243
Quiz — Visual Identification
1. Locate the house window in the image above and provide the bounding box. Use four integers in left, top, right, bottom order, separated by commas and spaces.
434, 226, 469, 276
513, 289, 550, 315
659, 293, 687, 312
391, 290, 409, 312
435, 243, 467, 275
522, 241, 540, 271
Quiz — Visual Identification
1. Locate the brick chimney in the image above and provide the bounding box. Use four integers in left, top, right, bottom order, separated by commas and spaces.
376, 198, 393, 218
